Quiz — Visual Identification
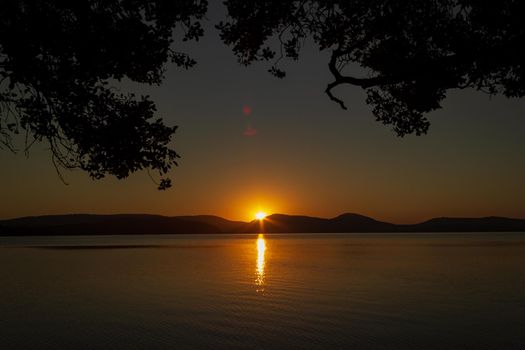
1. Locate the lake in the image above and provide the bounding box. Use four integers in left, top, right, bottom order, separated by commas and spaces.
1, 233, 525, 349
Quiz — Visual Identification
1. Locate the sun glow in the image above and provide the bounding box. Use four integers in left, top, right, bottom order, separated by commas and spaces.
255, 211, 267, 220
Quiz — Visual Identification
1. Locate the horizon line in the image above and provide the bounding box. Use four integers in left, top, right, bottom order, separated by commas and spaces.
2, 211, 525, 226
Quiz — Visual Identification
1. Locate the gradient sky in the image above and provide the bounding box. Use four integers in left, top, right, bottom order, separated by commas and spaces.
1, 5, 525, 223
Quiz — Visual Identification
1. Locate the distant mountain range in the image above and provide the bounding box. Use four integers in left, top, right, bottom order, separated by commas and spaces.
1, 213, 524, 236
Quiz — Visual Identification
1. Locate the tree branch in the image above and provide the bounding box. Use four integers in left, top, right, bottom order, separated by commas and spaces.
325, 81, 347, 109
325, 49, 405, 110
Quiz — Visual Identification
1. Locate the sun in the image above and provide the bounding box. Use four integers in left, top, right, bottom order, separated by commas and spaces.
255, 211, 267, 220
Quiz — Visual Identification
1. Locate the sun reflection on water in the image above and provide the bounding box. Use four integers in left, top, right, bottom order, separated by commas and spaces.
256, 234, 266, 291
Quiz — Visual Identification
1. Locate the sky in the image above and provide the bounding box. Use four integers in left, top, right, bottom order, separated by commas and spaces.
1, 4, 525, 223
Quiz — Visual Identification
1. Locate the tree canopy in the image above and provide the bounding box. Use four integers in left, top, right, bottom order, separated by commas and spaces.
218, 0, 525, 136
1, 0, 524, 188
0, 0, 207, 189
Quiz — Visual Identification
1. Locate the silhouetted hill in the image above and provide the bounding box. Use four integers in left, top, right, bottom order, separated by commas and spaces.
238, 214, 329, 233
0, 214, 219, 235
238, 213, 397, 233
1, 214, 112, 228
0, 213, 524, 236
408, 216, 525, 232
329, 213, 398, 232
176, 215, 245, 233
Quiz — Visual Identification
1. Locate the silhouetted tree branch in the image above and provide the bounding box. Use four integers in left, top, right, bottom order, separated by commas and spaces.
2, 0, 525, 189
218, 0, 525, 136
0, 0, 207, 189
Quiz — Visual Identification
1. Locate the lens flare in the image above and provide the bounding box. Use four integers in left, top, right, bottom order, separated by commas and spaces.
242, 105, 252, 115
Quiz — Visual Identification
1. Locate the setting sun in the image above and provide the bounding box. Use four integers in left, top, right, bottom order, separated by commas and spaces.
255, 212, 267, 220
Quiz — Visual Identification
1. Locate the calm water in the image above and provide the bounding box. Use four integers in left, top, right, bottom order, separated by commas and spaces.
1, 233, 525, 349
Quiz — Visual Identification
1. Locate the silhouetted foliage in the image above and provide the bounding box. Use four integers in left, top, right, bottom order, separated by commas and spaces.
0, 0, 207, 189
2, 1, 524, 189
218, 0, 525, 136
